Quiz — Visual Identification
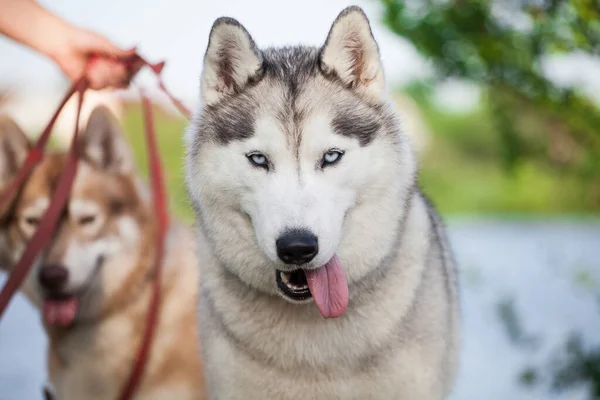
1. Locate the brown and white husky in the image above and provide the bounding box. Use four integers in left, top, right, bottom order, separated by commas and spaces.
0, 107, 205, 400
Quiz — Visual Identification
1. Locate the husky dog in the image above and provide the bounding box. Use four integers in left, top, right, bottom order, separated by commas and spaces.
185, 5, 460, 400
0, 108, 206, 399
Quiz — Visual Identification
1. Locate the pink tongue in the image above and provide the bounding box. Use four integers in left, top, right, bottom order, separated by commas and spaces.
43, 297, 78, 327
305, 254, 348, 319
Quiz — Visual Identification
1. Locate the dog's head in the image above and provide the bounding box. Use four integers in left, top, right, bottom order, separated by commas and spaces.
0, 107, 154, 327
186, 7, 416, 318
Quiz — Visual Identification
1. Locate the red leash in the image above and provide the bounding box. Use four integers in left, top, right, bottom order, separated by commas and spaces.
116, 91, 169, 400
115, 56, 190, 400
0, 53, 191, 400
115, 54, 191, 117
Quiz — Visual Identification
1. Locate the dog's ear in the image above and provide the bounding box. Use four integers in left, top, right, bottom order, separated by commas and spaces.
200, 17, 263, 106
0, 117, 30, 221
79, 106, 134, 174
320, 6, 385, 100
0, 116, 30, 188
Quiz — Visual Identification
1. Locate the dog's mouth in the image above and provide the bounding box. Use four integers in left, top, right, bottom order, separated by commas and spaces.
276, 269, 312, 301
42, 256, 104, 328
274, 254, 350, 319
43, 295, 79, 328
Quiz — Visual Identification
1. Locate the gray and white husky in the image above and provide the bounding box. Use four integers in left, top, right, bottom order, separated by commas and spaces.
185, 6, 460, 400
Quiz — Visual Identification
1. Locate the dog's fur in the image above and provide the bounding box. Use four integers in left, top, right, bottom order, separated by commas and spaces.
185, 6, 460, 400
0, 108, 206, 399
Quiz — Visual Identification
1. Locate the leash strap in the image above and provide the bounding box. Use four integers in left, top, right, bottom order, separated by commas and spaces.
116, 91, 169, 400
115, 57, 189, 400
115, 54, 191, 118
0, 79, 86, 319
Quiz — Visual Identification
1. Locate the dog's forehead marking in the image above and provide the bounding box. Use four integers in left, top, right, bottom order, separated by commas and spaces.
70, 165, 106, 215
73, 162, 94, 185
70, 160, 131, 202
202, 95, 257, 145
69, 198, 101, 217
22, 197, 50, 217
331, 102, 382, 147
198, 46, 387, 150
298, 80, 383, 147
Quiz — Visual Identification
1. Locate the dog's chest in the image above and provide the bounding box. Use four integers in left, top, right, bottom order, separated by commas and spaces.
53, 352, 118, 400
199, 291, 449, 400
200, 315, 441, 400
50, 317, 134, 400
203, 332, 408, 400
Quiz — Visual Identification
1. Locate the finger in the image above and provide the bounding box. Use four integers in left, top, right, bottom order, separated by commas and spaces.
61, 63, 85, 82
82, 31, 136, 59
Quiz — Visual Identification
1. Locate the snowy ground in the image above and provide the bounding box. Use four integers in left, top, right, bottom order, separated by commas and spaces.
1, 219, 599, 400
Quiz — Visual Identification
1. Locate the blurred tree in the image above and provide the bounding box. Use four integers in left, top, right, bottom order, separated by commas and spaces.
380, 0, 600, 397
498, 298, 600, 399
381, 0, 600, 208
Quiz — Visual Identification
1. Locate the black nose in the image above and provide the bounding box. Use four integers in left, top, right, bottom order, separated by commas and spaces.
38, 264, 69, 292
276, 230, 319, 265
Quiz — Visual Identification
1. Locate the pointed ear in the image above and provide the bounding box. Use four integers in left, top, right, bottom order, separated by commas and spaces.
0, 116, 30, 187
320, 6, 385, 100
200, 17, 264, 106
79, 106, 134, 174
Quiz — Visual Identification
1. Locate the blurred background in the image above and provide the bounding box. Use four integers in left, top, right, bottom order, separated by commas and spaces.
0, 0, 599, 399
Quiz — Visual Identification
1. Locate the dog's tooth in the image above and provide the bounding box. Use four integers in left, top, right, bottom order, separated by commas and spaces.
289, 283, 308, 292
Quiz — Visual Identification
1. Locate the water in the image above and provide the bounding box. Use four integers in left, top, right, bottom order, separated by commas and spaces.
448, 219, 600, 400
1, 219, 599, 400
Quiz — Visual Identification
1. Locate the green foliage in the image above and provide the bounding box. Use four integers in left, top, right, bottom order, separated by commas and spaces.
381, 0, 600, 211
495, 291, 600, 399
550, 335, 600, 399
496, 296, 540, 350
526, 333, 600, 399
405, 80, 597, 214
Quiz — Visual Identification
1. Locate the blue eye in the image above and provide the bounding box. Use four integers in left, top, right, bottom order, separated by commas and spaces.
247, 152, 269, 170
321, 149, 344, 168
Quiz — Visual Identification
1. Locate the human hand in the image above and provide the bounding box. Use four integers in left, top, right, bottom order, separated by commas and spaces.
0, 0, 139, 90
48, 25, 137, 90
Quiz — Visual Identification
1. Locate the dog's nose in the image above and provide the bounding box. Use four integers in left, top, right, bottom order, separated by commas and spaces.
38, 264, 69, 292
276, 230, 319, 265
